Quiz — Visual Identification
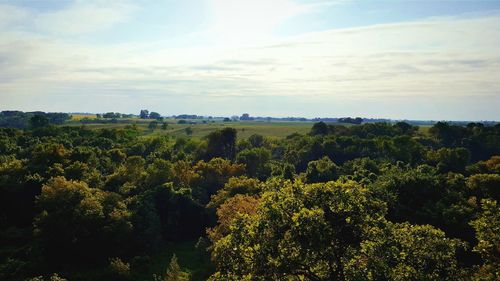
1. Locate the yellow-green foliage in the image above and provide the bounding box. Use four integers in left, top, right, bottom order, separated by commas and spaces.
209, 179, 465, 280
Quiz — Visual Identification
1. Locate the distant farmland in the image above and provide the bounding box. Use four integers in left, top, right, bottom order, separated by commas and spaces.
64, 117, 434, 138
66, 118, 315, 138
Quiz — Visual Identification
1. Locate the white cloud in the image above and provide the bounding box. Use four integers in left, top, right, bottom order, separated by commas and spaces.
34, 1, 136, 35
205, 0, 317, 46
0, 4, 499, 119
0, 4, 30, 28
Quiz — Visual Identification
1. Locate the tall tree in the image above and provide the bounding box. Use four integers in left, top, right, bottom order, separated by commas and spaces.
29, 115, 50, 128
206, 128, 237, 160
140, 110, 149, 119
470, 199, 500, 279
149, 112, 161, 120
165, 254, 182, 281
311, 122, 328, 135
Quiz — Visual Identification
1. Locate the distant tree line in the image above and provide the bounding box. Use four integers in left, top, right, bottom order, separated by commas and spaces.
338, 117, 364, 124
174, 114, 204, 119
97, 112, 135, 119
0, 111, 71, 129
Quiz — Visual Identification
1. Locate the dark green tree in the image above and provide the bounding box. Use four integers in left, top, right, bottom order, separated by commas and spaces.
206, 128, 237, 160
149, 112, 161, 120
470, 199, 500, 279
35, 177, 133, 264
311, 121, 328, 135
248, 134, 265, 148
236, 148, 271, 180
149, 121, 158, 130
139, 110, 149, 119
29, 115, 50, 129
305, 156, 339, 183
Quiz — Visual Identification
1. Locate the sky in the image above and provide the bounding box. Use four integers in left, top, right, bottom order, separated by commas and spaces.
1, 0, 500, 120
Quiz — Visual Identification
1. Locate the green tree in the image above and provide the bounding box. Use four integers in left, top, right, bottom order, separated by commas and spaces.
210, 179, 387, 280
236, 148, 271, 180
208, 194, 259, 245
470, 199, 500, 280
29, 115, 50, 129
35, 177, 133, 264
140, 110, 149, 119
109, 257, 131, 280
145, 159, 173, 188
210, 179, 464, 280
191, 158, 245, 203
205, 128, 237, 160
393, 121, 417, 135
164, 254, 188, 281
149, 121, 158, 130
304, 156, 338, 183
207, 176, 261, 209
149, 112, 162, 120
347, 222, 465, 281
311, 121, 328, 135
105, 156, 146, 193
466, 174, 500, 203
248, 134, 265, 148
427, 147, 470, 173
429, 122, 465, 147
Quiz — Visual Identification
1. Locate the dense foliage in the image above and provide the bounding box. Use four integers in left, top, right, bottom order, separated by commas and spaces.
0, 111, 71, 129
0, 121, 498, 280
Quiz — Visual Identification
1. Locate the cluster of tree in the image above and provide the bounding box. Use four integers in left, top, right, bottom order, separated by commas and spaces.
148, 121, 169, 130
0, 121, 499, 280
80, 118, 132, 124
239, 114, 254, 121
0, 111, 71, 129
140, 110, 162, 120
338, 117, 364, 124
174, 115, 203, 120
98, 112, 131, 119
177, 120, 199, 125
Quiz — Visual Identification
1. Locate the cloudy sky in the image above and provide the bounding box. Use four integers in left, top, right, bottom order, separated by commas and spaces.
1, 0, 500, 120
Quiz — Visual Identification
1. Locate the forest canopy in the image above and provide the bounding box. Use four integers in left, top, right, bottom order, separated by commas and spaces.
0, 121, 499, 280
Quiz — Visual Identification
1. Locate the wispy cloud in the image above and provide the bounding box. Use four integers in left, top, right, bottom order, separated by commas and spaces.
36, 1, 135, 35
0, 1, 499, 119
0, 4, 30, 29
0, 0, 135, 35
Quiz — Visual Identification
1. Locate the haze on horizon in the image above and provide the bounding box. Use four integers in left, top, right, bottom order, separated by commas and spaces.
1, 0, 500, 121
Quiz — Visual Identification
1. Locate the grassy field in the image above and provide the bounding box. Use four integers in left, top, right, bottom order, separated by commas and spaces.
66, 118, 316, 139
156, 121, 314, 139
418, 125, 432, 135
65, 117, 433, 139
70, 113, 97, 120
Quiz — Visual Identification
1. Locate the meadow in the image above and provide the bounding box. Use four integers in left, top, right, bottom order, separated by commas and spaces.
67, 116, 433, 139
68, 117, 315, 138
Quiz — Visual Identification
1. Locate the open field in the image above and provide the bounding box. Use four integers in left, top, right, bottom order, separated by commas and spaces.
62, 118, 435, 138
65, 118, 316, 138
70, 114, 97, 120
156, 121, 315, 139
418, 125, 432, 134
